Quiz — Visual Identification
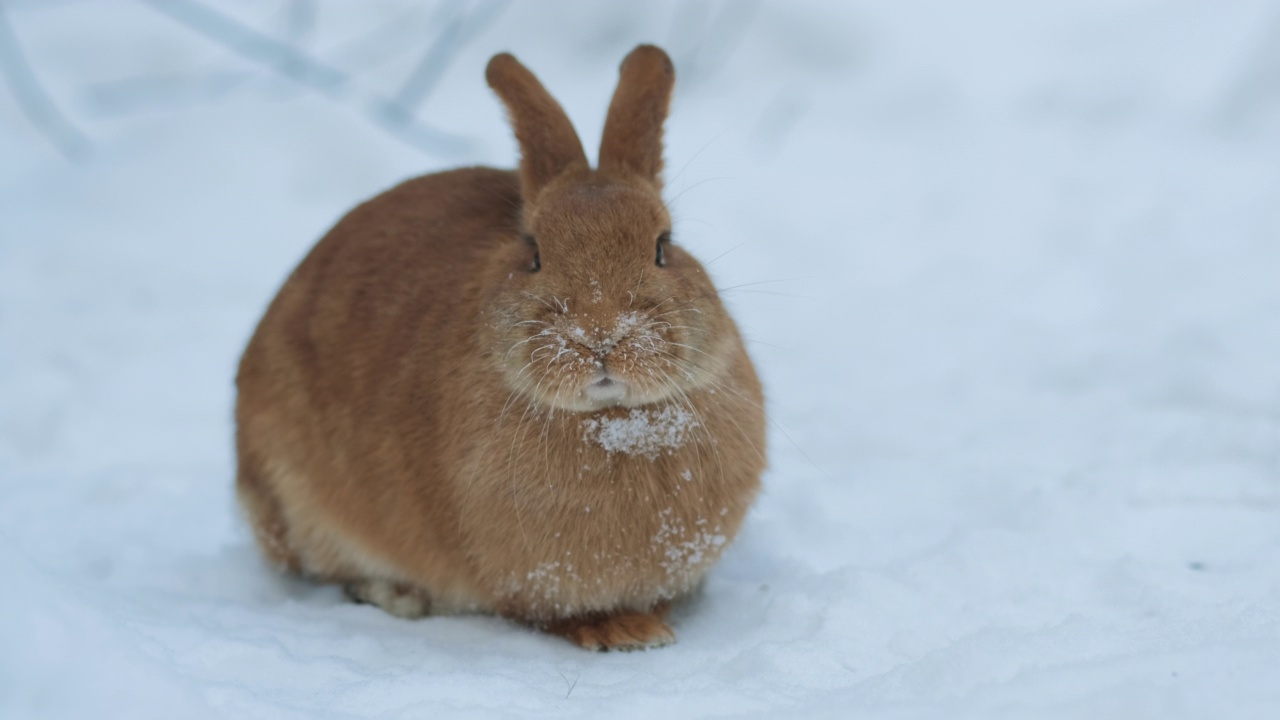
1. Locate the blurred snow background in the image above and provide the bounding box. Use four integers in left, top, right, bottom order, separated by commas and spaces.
2, 1, 1279, 718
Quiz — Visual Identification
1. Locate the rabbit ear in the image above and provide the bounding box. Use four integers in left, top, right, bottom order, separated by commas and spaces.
598, 45, 675, 187
487, 53, 589, 199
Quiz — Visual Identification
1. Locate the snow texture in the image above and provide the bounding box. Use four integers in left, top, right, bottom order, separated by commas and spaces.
582, 405, 699, 458
3, 1, 1280, 718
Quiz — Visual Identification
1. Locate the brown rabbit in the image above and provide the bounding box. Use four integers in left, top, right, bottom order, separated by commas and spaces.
235, 45, 766, 651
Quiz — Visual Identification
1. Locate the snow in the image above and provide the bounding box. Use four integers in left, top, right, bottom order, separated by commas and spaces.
653, 507, 727, 578
3, 1, 1280, 718
582, 405, 699, 457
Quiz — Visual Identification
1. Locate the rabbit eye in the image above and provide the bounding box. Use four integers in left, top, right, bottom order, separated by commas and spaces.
655, 231, 671, 267
523, 234, 541, 272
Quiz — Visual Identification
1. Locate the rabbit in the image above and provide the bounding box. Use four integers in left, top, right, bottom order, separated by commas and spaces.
234, 44, 766, 651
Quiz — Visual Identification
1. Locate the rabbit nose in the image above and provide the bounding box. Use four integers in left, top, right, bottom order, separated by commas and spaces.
563, 311, 639, 357
565, 323, 616, 355
591, 335, 620, 356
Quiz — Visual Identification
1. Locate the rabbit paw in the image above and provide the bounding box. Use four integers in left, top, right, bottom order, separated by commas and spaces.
549, 609, 676, 651
344, 579, 431, 619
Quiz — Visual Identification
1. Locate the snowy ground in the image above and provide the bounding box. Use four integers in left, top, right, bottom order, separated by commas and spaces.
3, 1, 1280, 718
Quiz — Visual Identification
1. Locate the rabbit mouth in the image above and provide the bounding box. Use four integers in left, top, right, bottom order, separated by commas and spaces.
582, 374, 628, 407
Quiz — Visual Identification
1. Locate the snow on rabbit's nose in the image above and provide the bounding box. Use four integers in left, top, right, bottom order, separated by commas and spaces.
561, 309, 648, 355
561, 322, 615, 357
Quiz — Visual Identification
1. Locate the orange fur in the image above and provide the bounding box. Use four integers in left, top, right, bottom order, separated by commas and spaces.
235, 45, 766, 651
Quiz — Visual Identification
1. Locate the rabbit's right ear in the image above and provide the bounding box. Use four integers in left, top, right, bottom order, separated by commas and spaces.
598, 45, 675, 187
487, 53, 589, 200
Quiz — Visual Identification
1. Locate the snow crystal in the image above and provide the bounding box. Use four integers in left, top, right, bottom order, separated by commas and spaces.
651, 508, 726, 578
613, 310, 645, 335
505, 560, 581, 609
581, 405, 699, 458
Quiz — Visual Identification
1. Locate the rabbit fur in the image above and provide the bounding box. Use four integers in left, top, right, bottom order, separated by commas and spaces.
235, 45, 766, 650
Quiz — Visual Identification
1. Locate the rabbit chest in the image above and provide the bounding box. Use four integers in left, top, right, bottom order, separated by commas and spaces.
451, 398, 757, 617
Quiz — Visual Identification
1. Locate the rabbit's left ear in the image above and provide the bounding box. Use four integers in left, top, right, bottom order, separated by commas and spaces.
598, 45, 675, 188
487, 52, 589, 200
